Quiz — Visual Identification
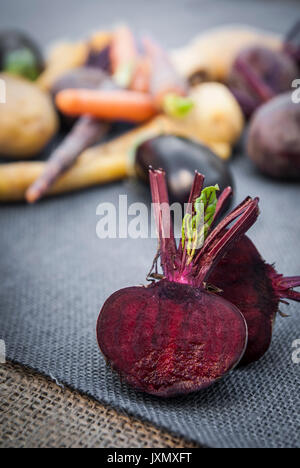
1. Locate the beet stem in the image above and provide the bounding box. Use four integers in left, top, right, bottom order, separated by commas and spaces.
273, 275, 300, 302
195, 198, 260, 283
149, 170, 259, 289
212, 186, 233, 225
179, 172, 204, 273
235, 56, 275, 103
197, 196, 253, 260
149, 168, 177, 279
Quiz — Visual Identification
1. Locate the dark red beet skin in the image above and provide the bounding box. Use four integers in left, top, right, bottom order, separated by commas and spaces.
209, 234, 300, 365
97, 280, 247, 397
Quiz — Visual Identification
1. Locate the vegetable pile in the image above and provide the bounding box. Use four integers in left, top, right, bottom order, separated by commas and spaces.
0, 20, 299, 196
97, 169, 300, 396
0, 24, 247, 202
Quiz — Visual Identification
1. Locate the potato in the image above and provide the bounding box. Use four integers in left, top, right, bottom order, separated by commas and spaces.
171, 25, 281, 84
160, 83, 244, 158
0, 73, 58, 158
37, 41, 88, 92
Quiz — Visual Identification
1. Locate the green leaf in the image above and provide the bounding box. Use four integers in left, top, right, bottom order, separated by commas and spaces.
182, 184, 219, 259
196, 184, 220, 229
4, 48, 40, 81
163, 93, 194, 119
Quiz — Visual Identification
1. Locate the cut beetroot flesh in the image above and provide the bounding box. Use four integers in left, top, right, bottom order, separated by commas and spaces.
97, 280, 247, 397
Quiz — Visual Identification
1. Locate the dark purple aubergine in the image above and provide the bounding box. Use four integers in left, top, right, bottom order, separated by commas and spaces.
228, 46, 298, 117
284, 20, 300, 67
135, 135, 234, 206
247, 92, 300, 179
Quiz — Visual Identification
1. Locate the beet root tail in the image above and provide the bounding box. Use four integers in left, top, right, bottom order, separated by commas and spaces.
273, 275, 300, 303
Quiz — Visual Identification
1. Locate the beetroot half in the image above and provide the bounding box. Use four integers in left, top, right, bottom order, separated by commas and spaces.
98, 281, 247, 396
209, 234, 300, 365
97, 170, 259, 397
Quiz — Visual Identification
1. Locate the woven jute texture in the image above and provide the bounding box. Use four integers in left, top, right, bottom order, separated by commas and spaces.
0, 361, 199, 448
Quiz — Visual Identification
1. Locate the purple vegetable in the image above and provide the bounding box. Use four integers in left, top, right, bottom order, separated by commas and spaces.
247, 92, 300, 179
228, 46, 298, 117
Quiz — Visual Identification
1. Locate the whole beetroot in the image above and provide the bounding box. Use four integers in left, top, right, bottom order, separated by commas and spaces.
247, 92, 300, 179
228, 46, 298, 117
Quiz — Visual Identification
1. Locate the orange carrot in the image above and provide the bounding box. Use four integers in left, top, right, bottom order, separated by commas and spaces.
56, 88, 157, 122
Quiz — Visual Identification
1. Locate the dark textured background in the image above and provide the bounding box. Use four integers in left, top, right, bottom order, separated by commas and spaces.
0, 0, 300, 448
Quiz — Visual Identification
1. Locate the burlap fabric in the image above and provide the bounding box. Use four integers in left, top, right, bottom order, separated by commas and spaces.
0, 361, 198, 448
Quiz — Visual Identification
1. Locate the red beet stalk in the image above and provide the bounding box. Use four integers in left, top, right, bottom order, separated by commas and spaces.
233, 56, 276, 103
97, 170, 260, 397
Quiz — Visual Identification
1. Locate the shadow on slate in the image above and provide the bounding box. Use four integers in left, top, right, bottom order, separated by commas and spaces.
0, 0, 300, 448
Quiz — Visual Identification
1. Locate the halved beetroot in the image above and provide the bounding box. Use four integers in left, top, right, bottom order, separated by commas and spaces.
209, 234, 300, 365
97, 280, 247, 397
97, 170, 260, 397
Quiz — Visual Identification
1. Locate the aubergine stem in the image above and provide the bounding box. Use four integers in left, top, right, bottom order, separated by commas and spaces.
26, 117, 109, 203
149, 168, 177, 280
234, 56, 276, 103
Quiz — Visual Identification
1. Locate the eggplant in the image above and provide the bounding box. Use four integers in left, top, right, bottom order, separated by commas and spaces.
135, 135, 234, 206
0, 30, 44, 81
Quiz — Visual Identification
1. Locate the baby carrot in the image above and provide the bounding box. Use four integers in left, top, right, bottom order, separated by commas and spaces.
56, 88, 157, 122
